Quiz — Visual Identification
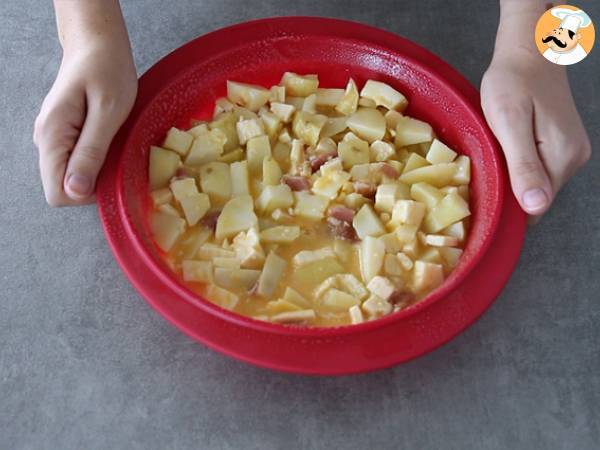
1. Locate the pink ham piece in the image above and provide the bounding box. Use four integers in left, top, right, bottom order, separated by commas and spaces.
328, 206, 355, 223
353, 181, 377, 199
201, 210, 221, 231
327, 217, 357, 241
282, 175, 311, 191
309, 150, 337, 172
380, 163, 400, 179
389, 291, 415, 307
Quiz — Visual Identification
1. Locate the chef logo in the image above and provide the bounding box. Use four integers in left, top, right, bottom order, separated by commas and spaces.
535, 5, 595, 65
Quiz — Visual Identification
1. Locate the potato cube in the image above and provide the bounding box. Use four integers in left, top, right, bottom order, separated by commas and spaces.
413, 260, 444, 291
259, 110, 282, 139
163, 127, 194, 156
285, 96, 305, 109
213, 257, 241, 269
302, 93, 317, 114
292, 111, 327, 147
426, 139, 457, 164
375, 183, 401, 213
227, 80, 270, 112
384, 254, 403, 276
246, 135, 272, 176
321, 116, 349, 138
293, 257, 344, 286
215, 195, 258, 241
320, 288, 361, 312
260, 225, 301, 244
402, 153, 429, 174
353, 204, 386, 239
361, 294, 392, 318
380, 232, 402, 253
294, 192, 329, 220
319, 157, 343, 176
270, 102, 296, 123
218, 148, 244, 164
370, 140, 396, 162
395, 117, 434, 147
196, 243, 236, 260
236, 118, 265, 146
395, 224, 418, 244
266, 299, 302, 314
270, 310, 316, 324
278, 129, 292, 144
213, 97, 234, 116
424, 234, 459, 247
391, 200, 426, 226
209, 112, 239, 152
316, 88, 345, 106
349, 305, 365, 324
179, 193, 210, 226
214, 268, 261, 291
290, 139, 306, 176
453, 155, 471, 185
442, 221, 466, 242
230, 160, 250, 196
359, 236, 385, 283
205, 284, 239, 310
311, 171, 350, 199
397, 252, 414, 271
399, 163, 457, 188
188, 123, 209, 137
272, 141, 291, 170
316, 137, 338, 155
439, 247, 463, 268
344, 193, 369, 209
410, 182, 444, 210
257, 184, 294, 213
263, 156, 282, 185
256, 251, 287, 297
333, 239, 354, 263
182, 260, 213, 283
149, 146, 181, 190
151, 212, 186, 252
358, 97, 377, 108
283, 287, 311, 309
346, 108, 386, 143
335, 79, 359, 115
157, 203, 181, 217
338, 132, 370, 169
385, 110, 404, 131
360, 80, 408, 111
199, 162, 231, 205
151, 188, 173, 207
281, 72, 319, 97
170, 178, 198, 202
270, 85, 286, 103
367, 275, 395, 300
232, 227, 265, 269
423, 193, 471, 233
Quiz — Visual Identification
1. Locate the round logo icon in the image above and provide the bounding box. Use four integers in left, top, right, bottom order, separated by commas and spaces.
535, 4, 595, 65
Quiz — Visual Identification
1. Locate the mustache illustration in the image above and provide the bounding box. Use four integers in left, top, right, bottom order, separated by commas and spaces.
542, 35, 567, 48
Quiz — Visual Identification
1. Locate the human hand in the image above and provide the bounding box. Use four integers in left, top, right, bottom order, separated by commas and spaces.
34, 1, 137, 206
483, 2, 591, 218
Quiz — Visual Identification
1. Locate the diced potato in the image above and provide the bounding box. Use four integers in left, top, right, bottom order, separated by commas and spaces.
302, 93, 317, 114
410, 182, 444, 210
439, 247, 463, 268
426, 139, 457, 164
246, 135, 272, 176
256, 251, 287, 297
453, 155, 471, 185
215, 195, 258, 241
292, 112, 327, 147
289, 139, 306, 176
285, 96, 305, 109
321, 116, 348, 138
283, 287, 311, 309
227, 80, 270, 112
346, 108, 386, 143
197, 243, 236, 259
260, 226, 301, 244
395, 117, 434, 147
384, 254, 403, 276
218, 148, 244, 163
293, 257, 344, 286
213, 257, 241, 269
360, 80, 408, 111
149, 146, 181, 190
312, 171, 350, 199
413, 260, 444, 291
278, 128, 292, 144
399, 163, 457, 188
176, 227, 211, 260
338, 132, 370, 169
319, 157, 343, 176
182, 260, 213, 283
320, 288, 361, 312
375, 183, 402, 213
259, 109, 282, 139
402, 153, 429, 174
214, 268, 261, 291
271, 309, 316, 324
151, 188, 173, 207
230, 160, 250, 196
358, 97, 377, 108
385, 110, 404, 131
170, 178, 198, 202
266, 299, 301, 314
232, 228, 265, 269
256, 184, 294, 213
316, 137, 338, 155
209, 112, 239, 152
380, 232, 402, 253
370, 140, 396, 162
294, 192, 329, 220
395, 224, 418, 244
423, 193, 471, 233
213, 97, 234, 116
263, 156, 282, 185
397, 252, 414, 270
424, 234, 459, 247
151, 212, 186, 252
199, 162, 231, 205
335, 79, 359, 115
442, 221, 466, 242
232, 105, 259, 121
402, 239, 420, 259
179, 193, 210, 226
270, 85, 286, 103
344, 193, 369, 209
390, 200, 426, 226
272, 141, 291, 169
361, 294, 392, 318
205, 284, 239, 310
359, 236, 385, 283
281, 72, 319, 97
158, 204, 181, 217
163, 127, 193, 156
316, 88, 345, 106
333, 240, 354, 263
270, 102, 296, 123
236, 118, 265, 146
353, 204, 385, 239
367, 275, 395, 300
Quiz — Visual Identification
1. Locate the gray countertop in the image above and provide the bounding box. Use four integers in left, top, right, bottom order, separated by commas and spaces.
1, 1, 598, 449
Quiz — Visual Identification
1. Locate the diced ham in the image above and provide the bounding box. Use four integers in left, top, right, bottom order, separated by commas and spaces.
389, 291, 415, 308
380, 163, 400, 179
327, 217, 357, 241
353, 181, 377, 199
328, 206, 355, 223
282, 175, 311, 191
309, 150, 337, 172
201, 210, 221, 231
173, 167, 194, 180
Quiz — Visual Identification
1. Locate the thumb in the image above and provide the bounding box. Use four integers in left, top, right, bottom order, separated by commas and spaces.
63, 99, 123, 200
484, 102, 554, 216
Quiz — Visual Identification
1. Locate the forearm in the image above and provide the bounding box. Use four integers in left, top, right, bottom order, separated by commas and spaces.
495, 0, 547, 55
54, 0, 130, 52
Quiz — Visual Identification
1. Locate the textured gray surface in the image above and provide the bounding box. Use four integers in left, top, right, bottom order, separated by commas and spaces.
1, 0, 599, 449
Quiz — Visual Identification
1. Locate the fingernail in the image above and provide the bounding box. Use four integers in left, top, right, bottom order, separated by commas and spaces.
66, 174, 92, 198
523, 188, 548, 212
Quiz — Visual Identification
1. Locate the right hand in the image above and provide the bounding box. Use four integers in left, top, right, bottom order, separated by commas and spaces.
34, 38, 137, 206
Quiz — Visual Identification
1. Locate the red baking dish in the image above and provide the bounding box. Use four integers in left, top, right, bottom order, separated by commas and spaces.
96, 17, 527, 375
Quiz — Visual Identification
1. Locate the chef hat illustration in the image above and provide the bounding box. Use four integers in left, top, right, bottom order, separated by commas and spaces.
551, 7, 592, 33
